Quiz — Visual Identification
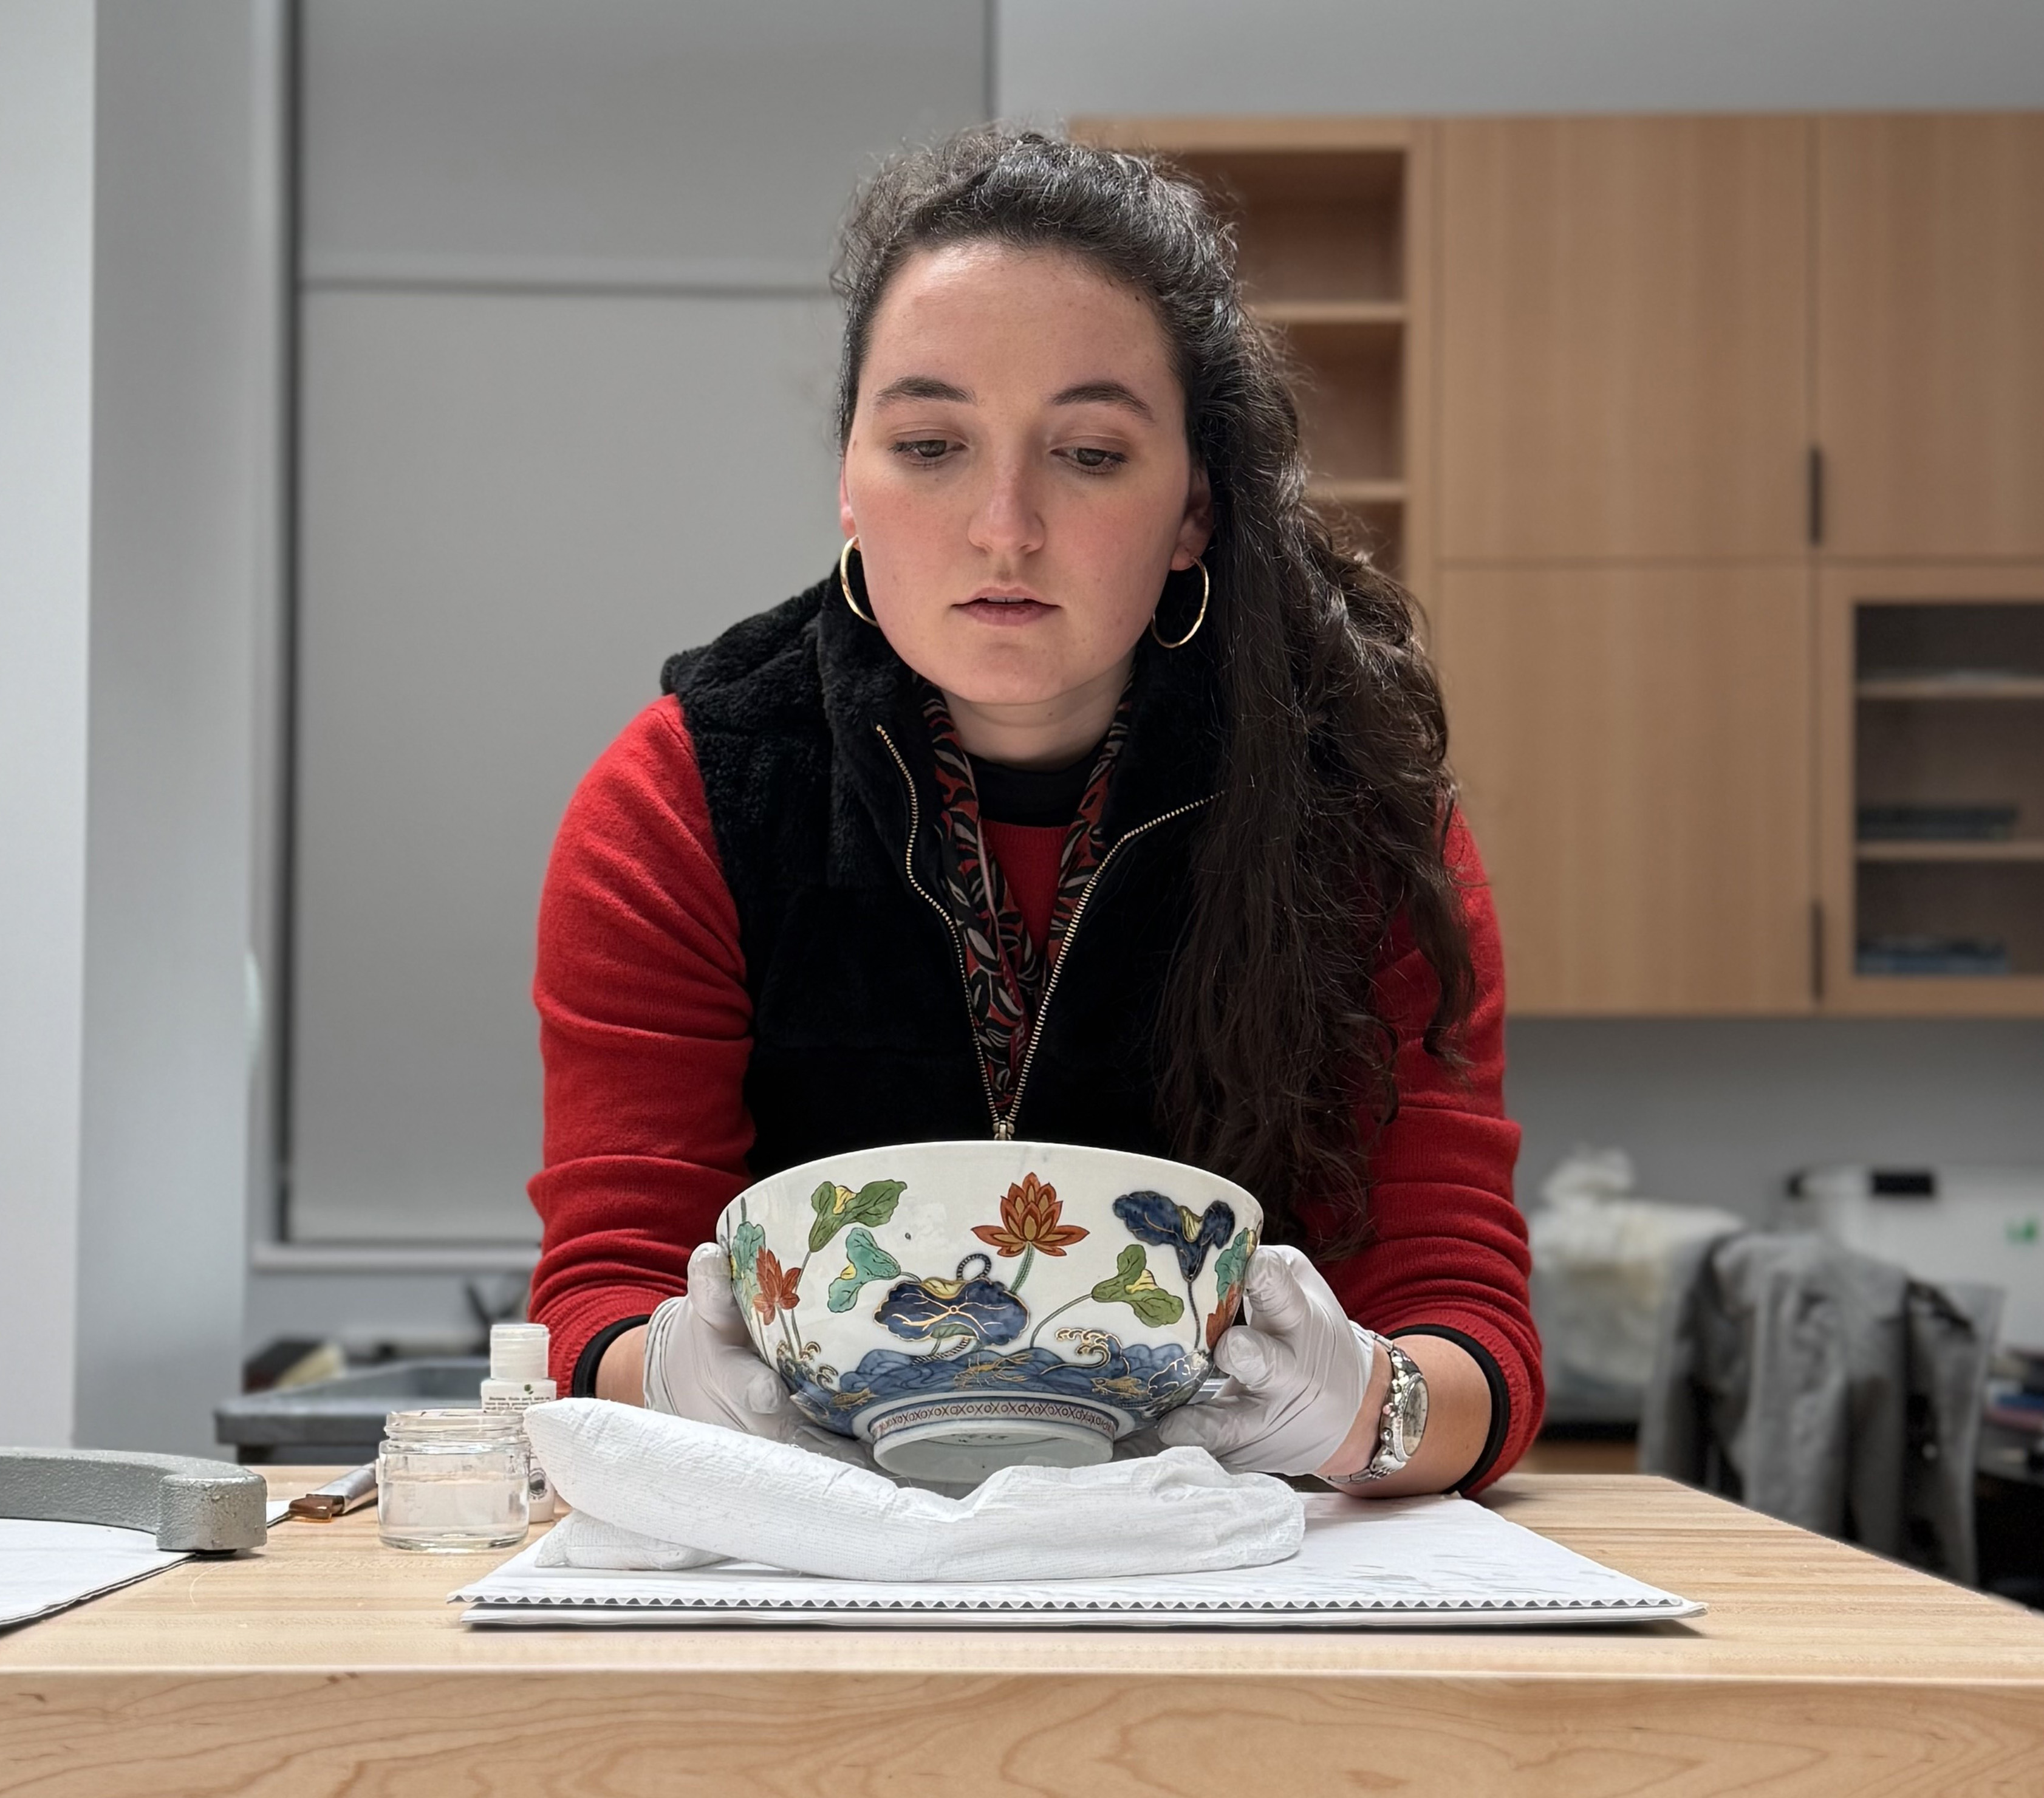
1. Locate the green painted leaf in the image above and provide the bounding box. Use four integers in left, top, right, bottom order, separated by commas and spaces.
807, 1181, 855, 1254
1213, 1227, 1254, 1299
808, 1177, 907, 1253
805, 1181, 843, 1254
1089, 1243, 1143, 1301
801, 1177, 907, 1250
827, 1227, 901, 1313
1090, 1243, 1184, 1327
1124, 1285, 1187, 1327
846, 1180, 906, 1227
730, 1220, 766, 1311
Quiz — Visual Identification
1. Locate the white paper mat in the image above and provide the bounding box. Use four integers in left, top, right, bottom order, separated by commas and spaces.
1, 1502, 294, 1630
455, 1492, 1703, 1629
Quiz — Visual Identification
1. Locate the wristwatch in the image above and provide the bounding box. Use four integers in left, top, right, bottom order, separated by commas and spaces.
1326, 1331, 1428, 1486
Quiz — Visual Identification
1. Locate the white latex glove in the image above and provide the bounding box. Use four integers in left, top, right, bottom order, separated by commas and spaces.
641, 1240, 807, 1441
1153, 1242, 1375, 1475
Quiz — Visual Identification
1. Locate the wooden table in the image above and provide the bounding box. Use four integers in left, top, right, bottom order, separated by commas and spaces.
4, 1469, 2043, 1796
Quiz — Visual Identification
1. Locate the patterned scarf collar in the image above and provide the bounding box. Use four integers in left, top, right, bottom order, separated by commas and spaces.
920, 682, 1133, 1129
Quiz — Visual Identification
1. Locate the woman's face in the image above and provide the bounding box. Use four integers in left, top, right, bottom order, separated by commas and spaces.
839, 242, 1211, 757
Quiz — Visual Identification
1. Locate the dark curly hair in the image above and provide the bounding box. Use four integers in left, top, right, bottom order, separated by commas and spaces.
830, 126, 1473, 1249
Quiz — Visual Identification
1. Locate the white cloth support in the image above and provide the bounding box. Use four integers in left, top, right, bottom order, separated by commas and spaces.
522, 1398, 1305, 1582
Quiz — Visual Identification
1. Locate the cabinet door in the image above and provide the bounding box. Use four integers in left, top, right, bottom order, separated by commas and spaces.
1817, 563, 2044, 1017
1439, 566, 1814, 1014
1817, 115, 2044, 559
1439, 117, 1811, 562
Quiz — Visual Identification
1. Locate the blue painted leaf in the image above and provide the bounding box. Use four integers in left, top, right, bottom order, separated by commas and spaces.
873, 1272, 1028, 1345
1112, 1191, 1237, 1284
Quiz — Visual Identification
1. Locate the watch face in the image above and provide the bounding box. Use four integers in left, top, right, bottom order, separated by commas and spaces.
1392, 1345, 1427, 1455
1401, 1362, 1429, 1451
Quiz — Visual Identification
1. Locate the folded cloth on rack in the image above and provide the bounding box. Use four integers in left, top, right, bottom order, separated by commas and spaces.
522, 1398, 1305, 1582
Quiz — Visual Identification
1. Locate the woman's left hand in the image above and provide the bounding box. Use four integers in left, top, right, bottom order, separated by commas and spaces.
1154, 1243, 1381, 1475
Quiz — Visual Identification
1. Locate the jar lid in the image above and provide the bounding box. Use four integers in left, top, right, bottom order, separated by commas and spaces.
381, 1407, 524, 1444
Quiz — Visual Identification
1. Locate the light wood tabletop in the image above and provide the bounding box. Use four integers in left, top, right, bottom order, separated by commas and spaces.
4, 1468, 2042, 1796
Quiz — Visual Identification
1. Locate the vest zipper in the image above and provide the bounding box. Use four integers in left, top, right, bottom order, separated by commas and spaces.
874, 725, 1007, 1136
1005, 795, 1211, 1132
875, 722, 1211, 1144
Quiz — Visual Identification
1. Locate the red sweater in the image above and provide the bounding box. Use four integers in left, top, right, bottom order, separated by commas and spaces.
527, 699, 1542, 1488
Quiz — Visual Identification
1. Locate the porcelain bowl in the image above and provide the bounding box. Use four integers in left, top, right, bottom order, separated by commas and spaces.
719, 1140, 1261, 1483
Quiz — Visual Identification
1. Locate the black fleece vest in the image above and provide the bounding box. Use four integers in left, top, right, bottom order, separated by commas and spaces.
661, 571, 1228, 1180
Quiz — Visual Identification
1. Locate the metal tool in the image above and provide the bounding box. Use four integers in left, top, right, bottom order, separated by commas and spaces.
286, 1463, 378, 1520
0, 1447, 268, 1553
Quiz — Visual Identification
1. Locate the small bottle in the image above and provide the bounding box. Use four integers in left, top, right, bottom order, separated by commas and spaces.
480, 1322, 558, 1522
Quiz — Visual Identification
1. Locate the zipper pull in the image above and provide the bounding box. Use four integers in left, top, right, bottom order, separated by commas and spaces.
994, 1117, 1014, 1142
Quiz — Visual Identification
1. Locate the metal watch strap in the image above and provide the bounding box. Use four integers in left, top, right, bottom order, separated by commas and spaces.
1324, 1333, 1427, 1488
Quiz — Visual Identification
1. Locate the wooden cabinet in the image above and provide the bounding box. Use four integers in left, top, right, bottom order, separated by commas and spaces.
1434, 117, 1816, 1013
1078, 111, 2044, 1017
1817, 563, 2044, 1014
1817, 116, 2044, 559
1438, 117, 1811, 562
1441, 567, 1814, 1014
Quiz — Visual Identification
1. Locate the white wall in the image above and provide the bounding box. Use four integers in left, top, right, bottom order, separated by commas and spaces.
1511, 1020, 2044, 1214
71, 0, 280, 1457
997, 0, 2044, 120
0, 0, 97, 1448
1001, 0, 2044, 1221
289, 288, 844, 1242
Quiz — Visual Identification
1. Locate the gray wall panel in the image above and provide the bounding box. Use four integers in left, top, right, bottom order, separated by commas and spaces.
75, 0, 276, 1455
301, 0, 987, 285
0, 0, 96, 1447
289, 289, 843, 1242
1000, 0, 2044, 120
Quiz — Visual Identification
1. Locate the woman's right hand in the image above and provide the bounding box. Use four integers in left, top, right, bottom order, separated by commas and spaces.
638, 1240, 805, 1439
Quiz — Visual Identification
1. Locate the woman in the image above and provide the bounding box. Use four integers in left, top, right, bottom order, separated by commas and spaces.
527, 128, 1539, 1495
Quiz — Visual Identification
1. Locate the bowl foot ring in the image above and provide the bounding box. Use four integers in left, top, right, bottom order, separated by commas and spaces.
866, 1396, 1117, 1483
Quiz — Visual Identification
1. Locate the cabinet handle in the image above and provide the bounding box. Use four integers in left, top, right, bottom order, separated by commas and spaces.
1807, 446, 1825, 547
1810, 898, 1825, 1002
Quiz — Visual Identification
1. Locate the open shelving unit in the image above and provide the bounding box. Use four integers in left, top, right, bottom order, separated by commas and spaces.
1070, 118, 1429, 595
1820, 569, 2044, 1012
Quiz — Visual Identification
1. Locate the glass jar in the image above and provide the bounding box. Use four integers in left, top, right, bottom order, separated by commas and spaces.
376, 1409, 530, 1552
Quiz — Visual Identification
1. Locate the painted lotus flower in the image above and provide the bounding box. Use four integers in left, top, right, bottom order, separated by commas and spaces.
751, 1248, 802, 1324
972, 1174, 1089, 1259
1112, 1191, 1237, 1284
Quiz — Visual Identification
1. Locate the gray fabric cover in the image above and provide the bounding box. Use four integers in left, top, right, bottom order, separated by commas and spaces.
1640, 1231, 2001, 1585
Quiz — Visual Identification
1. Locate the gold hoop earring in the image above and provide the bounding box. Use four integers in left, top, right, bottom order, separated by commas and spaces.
1149, 555, 1209, 650
838, 535, 878, 626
